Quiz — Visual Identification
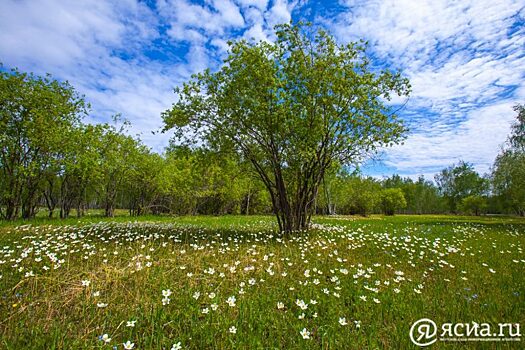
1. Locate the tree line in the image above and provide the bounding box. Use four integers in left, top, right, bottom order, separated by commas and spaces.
1, 23, 524, 223
0, 67, 269, 220
0, 64, 521, 221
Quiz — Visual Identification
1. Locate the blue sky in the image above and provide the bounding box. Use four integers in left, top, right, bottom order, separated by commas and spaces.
1, 0, 524, 180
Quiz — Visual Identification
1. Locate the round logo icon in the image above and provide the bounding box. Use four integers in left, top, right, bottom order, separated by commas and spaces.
410, 318, 438, 347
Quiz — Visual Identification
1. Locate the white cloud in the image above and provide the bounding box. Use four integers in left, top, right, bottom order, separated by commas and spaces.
0, 1, 120, 65
210, 38, 231, 53
167, 27, 207, 43
385, 102, 517, 175
328, 0, 525, 177
334, 0, 522, 67
236, 0, 269, 11
244, 23, 269, 41
160, 0, 245, 39
265, 0, 293, 28
214, 0, 245, 27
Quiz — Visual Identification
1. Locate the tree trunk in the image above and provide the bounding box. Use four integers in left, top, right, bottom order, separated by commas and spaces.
43, 190, 55, 218
21, 185, 39, 219
5, 199, 18, 220
105, 202, 114, 217
104, 182, 116, 217
245, 191, 251, 215
243, 145, 327, 234
272, 177, 315, 234
323, 177, 334, 215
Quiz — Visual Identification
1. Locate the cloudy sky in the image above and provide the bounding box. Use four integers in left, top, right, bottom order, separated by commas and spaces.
1, 0, 523, 179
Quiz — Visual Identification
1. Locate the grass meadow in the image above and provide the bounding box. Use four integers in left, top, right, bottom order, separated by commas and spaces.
0, 214, 524, 349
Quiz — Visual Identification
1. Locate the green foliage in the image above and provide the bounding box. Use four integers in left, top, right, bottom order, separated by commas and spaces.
383, 175, 446, 214
161, 146, 269, 215
342, 176, 381, 216
0, 67, 87, 219
435, 161, 488, 213
317, 172, 444, 216
96, 120, 145, 217
509, 104, 525, 151
459, 195, 488, 216
380, 188, 407, 215
492, 151, 525, 216
0, 65, 267, 220
3, 64, 523, 224
163, 22, 410, 232
316, 173, 381, 216
491, 104, 525, 216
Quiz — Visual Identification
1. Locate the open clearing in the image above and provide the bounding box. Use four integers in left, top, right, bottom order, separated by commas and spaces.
0, 215, 524, 349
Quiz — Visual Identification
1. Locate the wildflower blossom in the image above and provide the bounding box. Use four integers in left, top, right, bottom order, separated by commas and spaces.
295, 299, 308, 310
100, 334, 111, 343
226, 296, 236, 307
300, 328, 310, 339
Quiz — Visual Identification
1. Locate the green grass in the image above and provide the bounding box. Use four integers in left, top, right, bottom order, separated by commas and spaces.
0, 215, 524, 349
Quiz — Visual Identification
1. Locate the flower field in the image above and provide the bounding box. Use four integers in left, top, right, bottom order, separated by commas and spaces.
0, 215, 524, 349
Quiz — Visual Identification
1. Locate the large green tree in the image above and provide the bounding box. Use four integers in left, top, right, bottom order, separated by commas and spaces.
435, 161, 488, 213
43, 123, 106, 218
163, 23, 410, 233
380, 188, 407, 215
492, 104, 525, 216
459, 195, 488, 216
161, 146, 268, 216
382, 175, 445, 214
96, 119, 142, 217
0, 67, 87, 219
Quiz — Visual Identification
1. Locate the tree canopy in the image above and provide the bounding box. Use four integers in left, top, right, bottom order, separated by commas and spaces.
1, 60, 522, 224
492, 104, 525, 216
0, 67, 87, 219
380, 188, 407, 216
435, 161, 488, 213
163, 22, 410, 233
